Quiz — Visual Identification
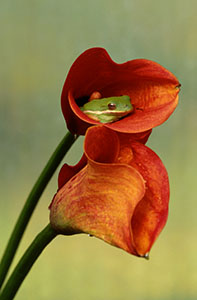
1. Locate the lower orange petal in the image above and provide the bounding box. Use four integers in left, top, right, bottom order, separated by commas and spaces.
50, 161, 145, 255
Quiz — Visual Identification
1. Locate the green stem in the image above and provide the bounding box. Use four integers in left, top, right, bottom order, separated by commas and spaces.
0, 224, 58, 300
0, 131, 78, 289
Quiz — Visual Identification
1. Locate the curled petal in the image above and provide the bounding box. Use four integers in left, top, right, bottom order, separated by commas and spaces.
50, 162, 145, 255
58, 154, 87, 189
107, 96, 178, 133
50, 126, 146, 254
129, 142, 169, 256
61, 47, 180, 134
50, 126, 170, 257
58, 125, 119, 189
84, 125, 120, 163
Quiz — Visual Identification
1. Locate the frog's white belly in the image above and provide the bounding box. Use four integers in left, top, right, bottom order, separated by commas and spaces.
83, 110, 130, 116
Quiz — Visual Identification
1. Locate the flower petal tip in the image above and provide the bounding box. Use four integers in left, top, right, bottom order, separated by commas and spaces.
142, 252, 150, 260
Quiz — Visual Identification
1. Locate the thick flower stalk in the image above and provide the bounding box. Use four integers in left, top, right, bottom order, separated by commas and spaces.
61, 47, 180, 135
50, 126, 169, 257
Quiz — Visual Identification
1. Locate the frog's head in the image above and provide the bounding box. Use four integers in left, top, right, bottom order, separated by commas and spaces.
80, 95, 133, 123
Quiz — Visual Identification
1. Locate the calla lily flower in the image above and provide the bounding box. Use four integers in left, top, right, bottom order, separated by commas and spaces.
61, 47, 180, 135
50, 126, 169, 257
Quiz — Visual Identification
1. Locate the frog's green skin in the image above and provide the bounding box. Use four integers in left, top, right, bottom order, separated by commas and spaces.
80, 95, 133, 123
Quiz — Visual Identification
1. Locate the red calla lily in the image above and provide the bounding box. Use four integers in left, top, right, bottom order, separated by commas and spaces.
61, 47, 180, 135
50, 126, 169, 257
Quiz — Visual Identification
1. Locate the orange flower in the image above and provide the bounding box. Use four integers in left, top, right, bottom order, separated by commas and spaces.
61, 47, 180, 135
50, 126, 169, 257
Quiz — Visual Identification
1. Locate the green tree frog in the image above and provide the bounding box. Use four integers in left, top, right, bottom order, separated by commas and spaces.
80, 95, 133, 123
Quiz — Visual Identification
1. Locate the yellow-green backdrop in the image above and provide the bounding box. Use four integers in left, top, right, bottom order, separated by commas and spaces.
0, 1, 196, 299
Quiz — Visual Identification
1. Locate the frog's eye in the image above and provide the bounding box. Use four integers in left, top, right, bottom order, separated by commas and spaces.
108, 103, 116, 110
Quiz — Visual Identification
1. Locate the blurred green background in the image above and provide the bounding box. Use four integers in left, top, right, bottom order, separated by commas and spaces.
0, 0, 196, 299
